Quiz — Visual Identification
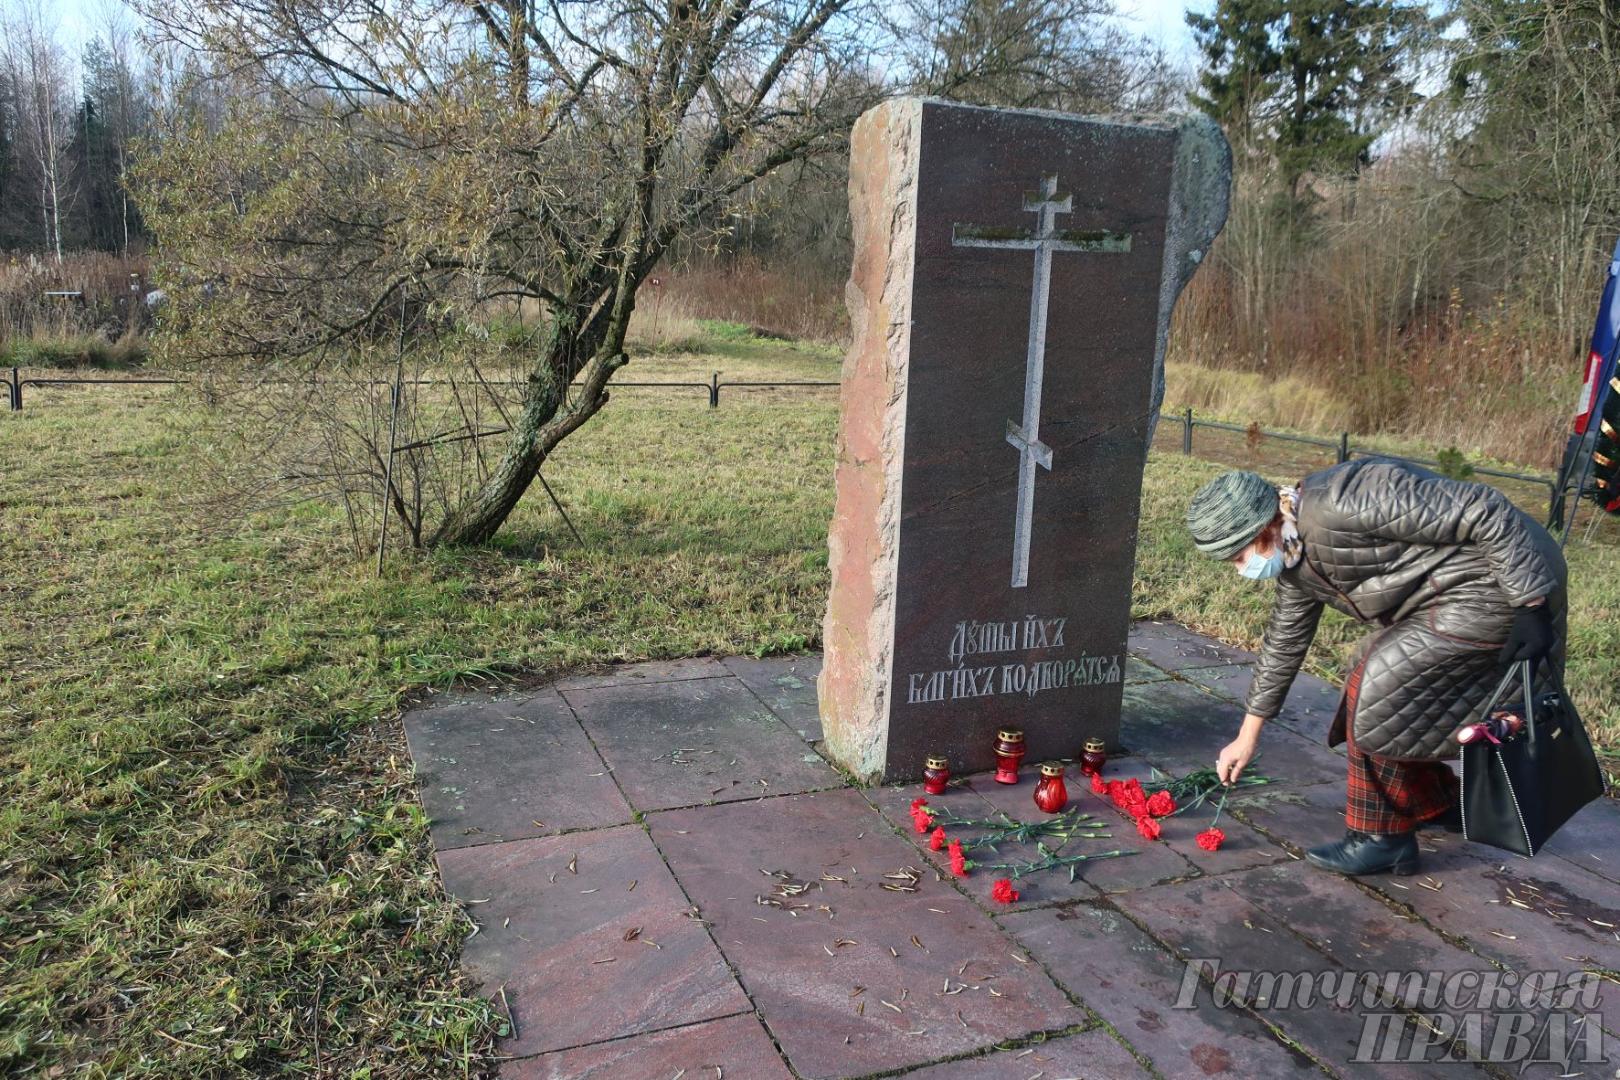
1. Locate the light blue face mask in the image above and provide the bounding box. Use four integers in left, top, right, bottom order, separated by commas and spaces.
1238, 548, 1286, 580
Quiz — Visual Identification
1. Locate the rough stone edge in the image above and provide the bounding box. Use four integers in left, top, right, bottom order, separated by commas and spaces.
1148, 114, 1232, 445
817, 98, 921, 783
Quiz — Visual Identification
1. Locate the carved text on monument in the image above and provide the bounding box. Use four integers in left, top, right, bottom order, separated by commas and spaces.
948, 615, 1068, 662
905, 610, 1121, 705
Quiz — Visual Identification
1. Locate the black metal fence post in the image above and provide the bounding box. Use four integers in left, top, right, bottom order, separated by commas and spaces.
1182, 407, 1193, 455
1337, 432, 1350, 463
7, 367, 17, 412
709, 371, 720, 408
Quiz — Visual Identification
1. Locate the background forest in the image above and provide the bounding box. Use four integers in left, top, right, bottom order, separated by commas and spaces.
3, 0, 1615, 468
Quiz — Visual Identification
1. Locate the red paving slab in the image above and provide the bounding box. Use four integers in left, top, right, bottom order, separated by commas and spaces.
1127, 620, 1257, 671
866, 772, 1203, 905
403, 689, 631, 850
721, 654, 824, 743
1228, 777, 1355, 852
1003, 902, 1326, 1077
501, 1013, 792, 1079
864, 779, 1109, 910
962, 773, 1203, 899
1170, 662, 1254, 703
1218, 861, 1499, 998
1175, 663, 1348, 752
1112, 873, 1488, 1077
648, 789, 1080, 1079
1227, 857, 1620, 1060
553, 655, 732, 690
407, 631, 1620, 1075
1352, 835, 1620, 1035
564, 676, 841, 811
1125, 655, 1173, 683
1175, 663, 1343, 711
1074, 754, 1292, 878
886, 1026, 1150, 1077
1118, 679, 1348, 790
1210, 858, 1598, 1059
1540, 796, 1620, 887
1271, 698, 1342, 747
1280, 670, 1344, 714
1236, 781, 1620, 1052
436, 825, 750, 1059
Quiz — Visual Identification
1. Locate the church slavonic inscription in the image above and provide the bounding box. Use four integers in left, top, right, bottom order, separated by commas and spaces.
905, 613, 1121, 705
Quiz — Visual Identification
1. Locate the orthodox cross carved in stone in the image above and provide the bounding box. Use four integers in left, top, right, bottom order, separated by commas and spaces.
952, 175, 1133, 588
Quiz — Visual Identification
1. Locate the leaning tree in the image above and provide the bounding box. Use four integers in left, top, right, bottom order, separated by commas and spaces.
134, 0, 886, 546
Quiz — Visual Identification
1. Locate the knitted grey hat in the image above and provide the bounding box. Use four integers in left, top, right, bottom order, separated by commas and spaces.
1187, 470, 1277, 560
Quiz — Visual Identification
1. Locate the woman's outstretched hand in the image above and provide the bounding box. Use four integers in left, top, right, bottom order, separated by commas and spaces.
1216, 714, 1266, 785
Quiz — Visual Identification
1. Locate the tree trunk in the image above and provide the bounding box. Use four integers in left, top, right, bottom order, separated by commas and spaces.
432, 397, 556, 545
430, 324, 628, 547
431, 361, 565, 546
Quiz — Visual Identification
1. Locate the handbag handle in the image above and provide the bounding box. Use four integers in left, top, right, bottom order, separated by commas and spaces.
1523, 660, 1539, 748
1476, 657, 1566, 745
1478, 660, 1531, 721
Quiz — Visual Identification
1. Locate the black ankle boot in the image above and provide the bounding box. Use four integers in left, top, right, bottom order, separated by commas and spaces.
1305, 830, 1420, 876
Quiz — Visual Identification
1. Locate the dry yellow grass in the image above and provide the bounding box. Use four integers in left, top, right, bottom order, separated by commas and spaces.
1164, 361, 1358, 433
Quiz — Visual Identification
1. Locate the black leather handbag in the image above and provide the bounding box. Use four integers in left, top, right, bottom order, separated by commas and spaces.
1460, 660, 1606, 857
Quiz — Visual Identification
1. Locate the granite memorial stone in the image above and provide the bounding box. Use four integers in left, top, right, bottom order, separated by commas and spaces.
820, 98, 1231, 782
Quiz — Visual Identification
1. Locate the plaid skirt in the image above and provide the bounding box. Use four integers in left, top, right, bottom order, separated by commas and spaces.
1342, 659, 1460, 834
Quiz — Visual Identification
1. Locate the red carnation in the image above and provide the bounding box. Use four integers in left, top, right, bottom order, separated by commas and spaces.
910, 799, 935, 834
948, 839, 969, 877
1146, 790, 1176, 818
991, 878, 1020, 904
1196, 827, 1226, 852
910, 797, 928, 812
1121, 788, 1148, 816
1089, 772, 1106, 795
1135, 813, 1161, 840
1105, 780, 1127, 806
929, 826, 947, 851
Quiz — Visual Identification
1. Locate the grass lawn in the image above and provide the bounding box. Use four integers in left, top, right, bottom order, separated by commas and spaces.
2, 332, 1617, 1075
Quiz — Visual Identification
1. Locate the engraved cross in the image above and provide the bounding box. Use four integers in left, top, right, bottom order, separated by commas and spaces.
951, 175, 1132, 588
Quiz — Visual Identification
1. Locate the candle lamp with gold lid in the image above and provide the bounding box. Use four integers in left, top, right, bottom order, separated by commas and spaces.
922, 754, 951, 795
992, 728, 1026, 784
1033, 761, 1069, 813
1079, 738, 1107, 777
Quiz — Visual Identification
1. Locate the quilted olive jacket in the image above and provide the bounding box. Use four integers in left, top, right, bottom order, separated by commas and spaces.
1244, 459, 1564, 758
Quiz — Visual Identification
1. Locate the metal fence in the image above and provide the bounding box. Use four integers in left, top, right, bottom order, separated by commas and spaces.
1161, 407, 1557, 501
1, 366, 840, 412
4, 364, 1559, 514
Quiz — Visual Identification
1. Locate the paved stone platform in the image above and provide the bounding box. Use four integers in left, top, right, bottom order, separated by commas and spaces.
405, 624, 1620, 1078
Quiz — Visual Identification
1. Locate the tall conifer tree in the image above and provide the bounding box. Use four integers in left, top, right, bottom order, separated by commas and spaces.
1187, 0, 1428, 202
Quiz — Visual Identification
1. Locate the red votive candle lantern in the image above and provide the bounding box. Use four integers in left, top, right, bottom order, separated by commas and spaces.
1079, 738, 1108, 777
923, 754, 950, 795
1034, 761, 1069, 813
993, 728, 1026, 784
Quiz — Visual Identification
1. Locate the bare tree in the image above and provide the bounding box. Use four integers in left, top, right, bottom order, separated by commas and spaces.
676, 0, 1185, 292
889, 0, 1181, 113
1444, 0, 1620, 346
133, 0, 887, 547
92, 5, 150, 255
0, 0, 75, 261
